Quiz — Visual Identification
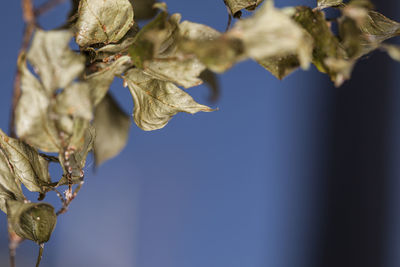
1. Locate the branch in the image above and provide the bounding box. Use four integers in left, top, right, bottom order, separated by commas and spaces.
56, 181, 84, 216
10, 0, 36, 137
35, 244, 44, 267
8, 231, 23, 267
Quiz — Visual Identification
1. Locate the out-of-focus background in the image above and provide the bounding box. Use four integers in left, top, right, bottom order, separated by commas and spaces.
1, 0, 400, 266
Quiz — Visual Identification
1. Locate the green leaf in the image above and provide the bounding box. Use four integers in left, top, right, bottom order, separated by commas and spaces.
15, 54, 61, 152
0, 130, 52, 194
124, 69, 214, 131
93, 94, 131, 166
7, 200, 57, 244
130, 0, 157, 20
224, 0, 264, 18
317, 0, 343, 9
27, 29, 85, 94
75, 0, 135, 47
0, 150, 25, 213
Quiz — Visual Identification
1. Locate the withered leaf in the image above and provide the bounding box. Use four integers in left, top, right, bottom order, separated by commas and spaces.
0, 130, 52, 194
0, 150, 25, 213
130, 0, 157, 20
15, 55, 60, 153
181, 1, 312, 74
93, 94, 131, 166
94, 26, 139, 62
55, 82, 93, 121
317, 0, 343, 9
292, 6, 348, 85
27, 29, 85, 94
124, 69, 214, 131
86, 55, 133, 106
257, 55, 301, 80
58, 124, 95, 186
75, 0, 135, 47
199, 70, 220, 102
128, 10, 174, 68
7, 200, 57, 244
143, 20, 221, 88
381, 44, 400, 61
224, 0, 264, 17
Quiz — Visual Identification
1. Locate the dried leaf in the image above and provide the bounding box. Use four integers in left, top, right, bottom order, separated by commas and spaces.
230, 1, 312, 67
93, 94, 131, 166
257, 55, 300, 80
180, 36, 245, 73
0, 130, 52, 194
130, 0, 157, 20
382, 44, 400, 61
143, 20, 221, 88
0, 150, 25, 213
58, 125, 95, 185
357, 10, 400, 51
27, 29, 85, 94
7, 200, 57, 244
180, 1, 312, 74
199, 70, 220, 102
86, 55, 133, 106
75, 0, 135, 47
317, 0, 343, 9
55, 83, 93, 121
15, 55, 60, 153
124, 69, 214, 131
224, 0, 264, 17
94, 26, 140, 61
128, 10, 174, 68
292, 6, 348, 84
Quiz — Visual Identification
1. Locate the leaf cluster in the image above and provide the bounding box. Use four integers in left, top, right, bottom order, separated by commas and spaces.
2, 0, 400, 265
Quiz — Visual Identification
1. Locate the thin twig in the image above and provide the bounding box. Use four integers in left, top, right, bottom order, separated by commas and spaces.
35, 244, 44, 267
10, 0, 36, 137
34, 0, 68, 17
39, 153, 60, 163
8, 3, 36, 265
56, 181, 84, 216
52, 188, 66, 204
225, 13, 232, 32
8, 231, 23, 267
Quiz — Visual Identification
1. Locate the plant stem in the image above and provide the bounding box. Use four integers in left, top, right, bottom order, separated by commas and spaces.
8, 231, 23, 267
35, 244, 44, 267
10, 0, 36, 137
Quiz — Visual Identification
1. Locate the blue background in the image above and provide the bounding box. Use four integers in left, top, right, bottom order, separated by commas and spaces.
1, 1, 400, 267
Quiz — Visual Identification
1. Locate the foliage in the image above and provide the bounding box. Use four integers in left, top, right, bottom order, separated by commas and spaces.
3, 0, 400, 265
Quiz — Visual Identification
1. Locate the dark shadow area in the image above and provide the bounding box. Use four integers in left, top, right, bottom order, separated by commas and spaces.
314, 1, 398, 267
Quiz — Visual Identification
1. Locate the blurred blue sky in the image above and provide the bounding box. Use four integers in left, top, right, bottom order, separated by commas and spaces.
1, 1, 400, 267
